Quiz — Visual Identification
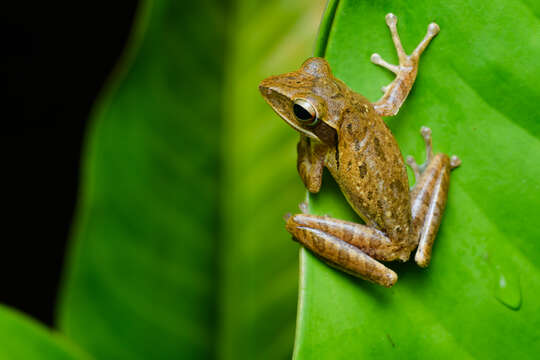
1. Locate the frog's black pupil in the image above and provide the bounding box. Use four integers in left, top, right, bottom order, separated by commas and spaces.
293, 104, 313, 121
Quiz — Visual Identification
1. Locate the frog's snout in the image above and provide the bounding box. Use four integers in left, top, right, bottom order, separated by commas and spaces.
258, 78, 274, 95
258, 80, 266, 92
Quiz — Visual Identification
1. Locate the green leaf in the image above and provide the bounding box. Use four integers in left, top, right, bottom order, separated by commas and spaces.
56, 0, 324, 359
0, 305, 90, 359
294, 0, 540, 359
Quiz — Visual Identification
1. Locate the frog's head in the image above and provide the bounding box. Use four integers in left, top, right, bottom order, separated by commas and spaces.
259, 57, 345, 146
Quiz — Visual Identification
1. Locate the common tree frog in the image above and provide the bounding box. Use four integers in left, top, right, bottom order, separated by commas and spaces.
259, 14, 460, 287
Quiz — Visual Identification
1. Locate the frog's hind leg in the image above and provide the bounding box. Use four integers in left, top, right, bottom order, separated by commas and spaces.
371, 13, 440, 117
286, 214, 405, 287
406, 127, 461, 268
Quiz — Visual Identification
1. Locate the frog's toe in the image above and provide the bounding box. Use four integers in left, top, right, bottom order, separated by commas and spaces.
427, 22, 440, 37
406, 155, 418, 168
283, 212, 292, 222
450, 155, 461, 169
298, 201, 310, 214
421, 126, 432, 139
419, 126, 434, 165
385, 13, 397, 27
371, 53, 399, 74
406, 155, 421, 180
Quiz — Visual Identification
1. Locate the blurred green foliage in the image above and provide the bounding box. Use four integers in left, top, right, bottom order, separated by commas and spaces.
1, 0, 539, 359
56, 1, 225, 358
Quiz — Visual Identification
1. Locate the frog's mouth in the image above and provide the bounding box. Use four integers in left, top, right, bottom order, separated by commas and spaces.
258, 82, 321, 141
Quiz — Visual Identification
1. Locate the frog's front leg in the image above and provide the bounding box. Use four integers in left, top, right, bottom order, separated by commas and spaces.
286, 214, 406, 287
297, 135, 326, 193
407, 127, 461, 267
370, 13, 440, 117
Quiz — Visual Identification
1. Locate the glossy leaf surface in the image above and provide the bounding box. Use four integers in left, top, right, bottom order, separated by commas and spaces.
294, 0, 540, 358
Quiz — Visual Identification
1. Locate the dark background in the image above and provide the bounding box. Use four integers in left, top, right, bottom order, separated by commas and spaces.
0, 1, 138, 326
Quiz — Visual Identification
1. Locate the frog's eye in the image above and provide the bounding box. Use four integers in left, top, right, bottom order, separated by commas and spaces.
293, 99, 318, 126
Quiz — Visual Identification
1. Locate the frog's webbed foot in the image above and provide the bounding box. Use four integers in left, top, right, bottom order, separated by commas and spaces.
407, 127, 461, 268
407, 126, 460, 182
286, 214, 410, 287
406, 126, 433, 181
371, 13, 440, 117
297, 135, 325, 193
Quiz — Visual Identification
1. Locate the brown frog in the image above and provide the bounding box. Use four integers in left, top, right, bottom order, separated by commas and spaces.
259, 13, 460, 287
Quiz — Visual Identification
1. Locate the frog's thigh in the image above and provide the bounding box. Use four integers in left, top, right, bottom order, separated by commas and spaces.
286, 214, 398, 287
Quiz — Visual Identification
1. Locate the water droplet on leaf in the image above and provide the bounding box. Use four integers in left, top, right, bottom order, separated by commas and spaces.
494, 268, 521, 311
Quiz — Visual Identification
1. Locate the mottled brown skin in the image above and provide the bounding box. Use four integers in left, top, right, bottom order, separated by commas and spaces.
259, 14, 461, 287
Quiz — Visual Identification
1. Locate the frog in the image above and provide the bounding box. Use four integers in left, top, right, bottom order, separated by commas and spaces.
258, 13, 460, 287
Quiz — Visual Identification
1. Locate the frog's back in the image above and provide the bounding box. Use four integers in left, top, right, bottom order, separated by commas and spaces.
327, 94, 411, 243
